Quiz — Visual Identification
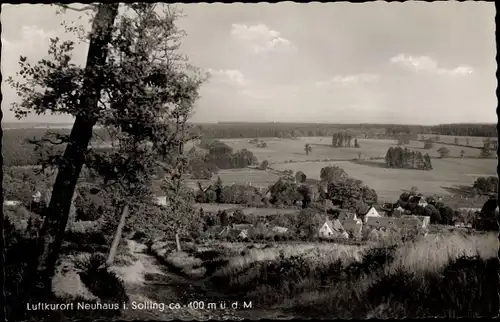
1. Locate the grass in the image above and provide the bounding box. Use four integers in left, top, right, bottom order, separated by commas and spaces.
152, 231, 498, 319
179, 136, 496, 203
271, 158, 496, 202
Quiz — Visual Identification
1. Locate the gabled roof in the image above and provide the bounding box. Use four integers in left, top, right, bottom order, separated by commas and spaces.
272, 226, 289, 233
324, 219, 345, 232
232, 224, 253, 231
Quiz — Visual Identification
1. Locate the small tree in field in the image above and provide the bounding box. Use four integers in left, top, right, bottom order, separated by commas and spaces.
7, 3, 206, 294
437, 146, 450, 158
304, 143, 312, 156
423, 139, 434, 149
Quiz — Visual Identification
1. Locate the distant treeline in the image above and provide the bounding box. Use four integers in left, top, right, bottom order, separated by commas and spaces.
197, 122, 497, 139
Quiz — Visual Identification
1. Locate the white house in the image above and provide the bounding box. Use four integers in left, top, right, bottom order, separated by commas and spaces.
4, 200, 22, 206
318, 219, 349, 238
363, 207, 381, 223
272, 226, 289, 234
32, 191, 42, 203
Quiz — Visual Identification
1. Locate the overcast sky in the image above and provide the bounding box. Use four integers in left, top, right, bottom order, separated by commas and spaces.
1, 2, 497, 125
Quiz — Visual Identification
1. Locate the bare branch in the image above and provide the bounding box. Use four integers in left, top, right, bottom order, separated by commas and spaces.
55, 3, 98, 12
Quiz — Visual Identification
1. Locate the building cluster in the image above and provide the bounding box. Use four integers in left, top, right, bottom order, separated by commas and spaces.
316, 206, 430, 239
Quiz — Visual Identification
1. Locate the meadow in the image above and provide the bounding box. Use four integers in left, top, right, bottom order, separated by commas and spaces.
220, 137, 490, 164
272, 158, 496, 202
214, 137, 496, 203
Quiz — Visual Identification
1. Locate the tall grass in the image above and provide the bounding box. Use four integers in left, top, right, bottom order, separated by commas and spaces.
202, 232, 498, 318
388, 232, 497, 274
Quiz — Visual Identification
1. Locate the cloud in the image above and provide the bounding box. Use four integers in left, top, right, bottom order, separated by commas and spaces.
207, 68, 248, 87
390, 54, 474, 76
315, 74, 380, 87
230, 23, 296, 54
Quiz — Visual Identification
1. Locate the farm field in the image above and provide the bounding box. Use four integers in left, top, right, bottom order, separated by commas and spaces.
420, 134, 494, 148
271, 158, 497, 202
220, 137, 491, 164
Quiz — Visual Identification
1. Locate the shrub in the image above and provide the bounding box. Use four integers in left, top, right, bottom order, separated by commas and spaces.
131, 230, 147, 240
74, 253, 129, 304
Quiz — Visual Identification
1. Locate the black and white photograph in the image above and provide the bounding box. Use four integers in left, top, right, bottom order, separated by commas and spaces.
2, 1, 498, 320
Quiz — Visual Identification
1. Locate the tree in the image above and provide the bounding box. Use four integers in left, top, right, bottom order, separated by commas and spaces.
439, 206, 454, 225
385, 147, 394, 167
297, 185, 313, 209
219, 210, 230, 227
320, 166, 348, 184
437, 146, 450, 158
423, 139, 434, 149
297, 209, 324, 238
259, 160, 269, 170
214, 176, 223, 203
7, 4, 206, 294
425, 204, 441, 224
479, 146, 493, 158
473, 176, 498, 196
295, 171, 307, 184
304, 143, 312, 156
269, 179, 298, 206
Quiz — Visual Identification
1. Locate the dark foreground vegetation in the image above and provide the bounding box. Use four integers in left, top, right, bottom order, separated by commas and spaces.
148, 230, 499, 319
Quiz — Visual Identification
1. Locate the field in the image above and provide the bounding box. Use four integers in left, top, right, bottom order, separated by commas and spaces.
221, 137, 491, 164
210, 137, 497, 203
272, 158, 496, 202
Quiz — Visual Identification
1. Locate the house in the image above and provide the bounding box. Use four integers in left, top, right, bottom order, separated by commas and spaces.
401, 214, 430, 229
230, 224, 254, 240
391, 206, 405, 218
365, 216, 421, 231
362, 206, 382, 223
4, 200, 22, 207
32, 191, 42, 203
318, 219, 349, 238
271, 226, 289, 234
204, 225, 229, 237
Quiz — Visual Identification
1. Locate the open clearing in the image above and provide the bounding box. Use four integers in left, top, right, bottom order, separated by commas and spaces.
220, 137, 489, 164
271, 158, 496, 202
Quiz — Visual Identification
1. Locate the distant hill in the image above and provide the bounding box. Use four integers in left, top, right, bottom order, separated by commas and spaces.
2, 122, 74, 130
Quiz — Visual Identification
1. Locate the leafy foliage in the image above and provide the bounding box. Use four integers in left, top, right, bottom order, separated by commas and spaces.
385, 147, 432, 170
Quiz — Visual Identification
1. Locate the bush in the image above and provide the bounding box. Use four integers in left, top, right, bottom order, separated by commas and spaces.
74, 253, 129, 304
131, 230, 147, 240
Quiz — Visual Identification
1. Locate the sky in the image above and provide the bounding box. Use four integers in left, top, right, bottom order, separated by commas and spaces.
1, 2, 497, 125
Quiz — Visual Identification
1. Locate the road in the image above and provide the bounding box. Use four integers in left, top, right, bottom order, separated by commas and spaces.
119, 240, 290, 320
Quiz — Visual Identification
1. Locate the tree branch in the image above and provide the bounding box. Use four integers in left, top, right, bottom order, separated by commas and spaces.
55, 3, 98, 12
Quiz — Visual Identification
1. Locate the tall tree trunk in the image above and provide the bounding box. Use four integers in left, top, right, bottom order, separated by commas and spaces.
0, 47, 4, 315
175, 233, 182, 252
107, 203, 129, 266
34, 3, 119, 295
